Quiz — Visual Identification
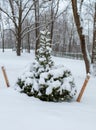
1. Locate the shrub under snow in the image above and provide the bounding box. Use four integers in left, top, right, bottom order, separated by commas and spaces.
16, 29, 77, 102
17, 64, 76, 102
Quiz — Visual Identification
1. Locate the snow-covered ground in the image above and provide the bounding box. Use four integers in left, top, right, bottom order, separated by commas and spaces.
0, 49, 96, 130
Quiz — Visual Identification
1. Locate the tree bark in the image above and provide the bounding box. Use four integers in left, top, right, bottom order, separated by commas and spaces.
50, 0, 60, 47
27, 30, 30, 53
16, 34, 22, 56
0, 12, 5, 52
1, 29, 5, 53
34, 0, 40, 55
2, 32, 5, 52
71, 0, 91, 73
50, 1, 54, 46
91, 3, 96, 64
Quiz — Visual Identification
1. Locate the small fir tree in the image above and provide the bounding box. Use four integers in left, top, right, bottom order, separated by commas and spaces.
36, 29, 53, 67
32, 29, 54, 80
36, 29, 54, 71
16, 29, 77, 102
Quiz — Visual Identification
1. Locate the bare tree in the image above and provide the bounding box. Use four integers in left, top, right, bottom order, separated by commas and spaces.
23, 18, 31, 53
0, 10, 5, 52
50, 0, 60, 46
0, 0, 35, 56
91, 2, 96, 75
71, 0, 91, 74
26, 20, 31, 53
91, 2, 96, 63
33, 0, 40, 55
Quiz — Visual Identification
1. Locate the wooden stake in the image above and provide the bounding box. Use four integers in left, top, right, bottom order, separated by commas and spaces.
77, 74, 90, 102
1, 66, 10, 87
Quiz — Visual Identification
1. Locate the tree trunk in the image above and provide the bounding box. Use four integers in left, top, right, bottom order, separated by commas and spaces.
91, 2, 96, 75
50, 1, 54, 46
71, 0, 91, 74
68, 29, 73, 52
16, 36, 21, 56
16, 27, 22, 56
1, 30, 5, 52
16, 0, 22, 56
34, 0, 40, 55
2, 33, 4, 52
91, 2, 96, 64
27, 30, 30, 53
1, 19, 5, 52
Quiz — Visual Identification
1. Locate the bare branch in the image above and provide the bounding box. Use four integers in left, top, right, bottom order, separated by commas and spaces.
80, 0, 84, 13
8, 0, 18, 28
21, 1, 35, 24
0, 7, 18, 28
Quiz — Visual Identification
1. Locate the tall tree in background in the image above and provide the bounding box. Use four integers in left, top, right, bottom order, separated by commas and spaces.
50, 0, 60, 46
23, 18, 31, 53
71, 0, 91, 73
91, 2, 96, 75
33, 0, 55, 54
92, 2, 96, 63
0, 11, 5, 52
33, 0, 40, 55
0, 0, 35, 56
26, 20, 31, 53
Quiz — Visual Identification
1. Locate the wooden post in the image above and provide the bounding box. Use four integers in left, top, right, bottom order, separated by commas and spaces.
1, 66, 10, 87
77, 74, 90, 102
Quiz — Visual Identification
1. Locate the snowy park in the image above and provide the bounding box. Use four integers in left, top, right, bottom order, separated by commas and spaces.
0, 0, 96, 130
0, 49, 96, 130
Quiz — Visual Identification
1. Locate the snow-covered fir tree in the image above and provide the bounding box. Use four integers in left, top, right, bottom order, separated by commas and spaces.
36, 30, 54, 68
16, 29, 77, 102
35, 29, 54, 76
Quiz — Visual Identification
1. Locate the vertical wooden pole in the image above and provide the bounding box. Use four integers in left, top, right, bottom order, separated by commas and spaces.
77, 74, 90, 102
1, 66, 10, 87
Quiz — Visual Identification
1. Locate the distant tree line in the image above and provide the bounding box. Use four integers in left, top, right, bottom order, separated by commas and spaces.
0, 0, 96, 74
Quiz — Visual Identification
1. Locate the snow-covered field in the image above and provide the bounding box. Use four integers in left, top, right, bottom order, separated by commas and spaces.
0, 49, 96, 130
